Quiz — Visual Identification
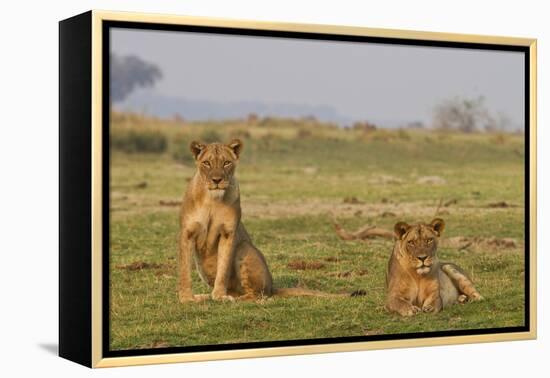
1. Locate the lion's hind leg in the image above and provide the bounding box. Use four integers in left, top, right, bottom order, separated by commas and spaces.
441, 263, 483, 301
232, 241, 274, 300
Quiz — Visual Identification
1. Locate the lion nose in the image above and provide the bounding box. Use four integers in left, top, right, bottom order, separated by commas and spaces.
212, 178, 222, 184
418, 255, 428, 262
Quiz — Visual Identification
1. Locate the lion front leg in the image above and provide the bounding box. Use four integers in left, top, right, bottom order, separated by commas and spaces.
421, 292, 443, 313
211, 227, 237, 301
386, 296, 421, 317
420, 279, 443, 313
420, 276, 443, 313
178, 222, 201, 303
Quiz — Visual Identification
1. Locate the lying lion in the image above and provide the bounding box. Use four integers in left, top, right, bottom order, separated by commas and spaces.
386, 218, 482, 316
178, 139, 354, 302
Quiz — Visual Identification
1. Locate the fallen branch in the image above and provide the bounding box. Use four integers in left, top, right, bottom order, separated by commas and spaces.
434, 198, 443, 217
333, 221, 394, 241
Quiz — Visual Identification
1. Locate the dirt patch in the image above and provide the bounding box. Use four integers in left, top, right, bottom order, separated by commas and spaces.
302, 166, 318, 175
324, 256, 341, 263
334, 271, 352, 278
116, 261, 165, 271
416, 176, 447, 185
111, 181, 148, 190
145, 341, 170, 349
111, 195, 521, 223
441, 236, 519, 251
287, 260, 325, 270
343, 196, 364, 204
329, 269, 369, 278
363, 328, 384, 336
159, 199, 182, 207
368, 175, 404, 185
486, 201, 518, 208
244, 199, 416, 219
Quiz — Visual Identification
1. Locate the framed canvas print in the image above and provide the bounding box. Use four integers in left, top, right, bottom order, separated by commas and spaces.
59, 10, 537, 368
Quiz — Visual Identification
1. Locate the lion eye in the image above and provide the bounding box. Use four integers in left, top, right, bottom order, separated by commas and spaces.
202, 161, 211, 167
223, 161, 232, 167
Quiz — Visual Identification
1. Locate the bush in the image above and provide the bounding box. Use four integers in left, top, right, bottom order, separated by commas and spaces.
490, 133, 508, 145
353, 121, 377, 132
247, 113, 259, 125
172, 134, 194, 164
368, 129, 393, 142
397, 129, 411, 140
111, 129, 167, 153
296, 128, 312, 139
200, 129, 223, 143
229, 129, 252, 140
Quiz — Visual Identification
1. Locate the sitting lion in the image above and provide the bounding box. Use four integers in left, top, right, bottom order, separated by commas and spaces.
386, 218, 482, 316
178, 139, 354, 302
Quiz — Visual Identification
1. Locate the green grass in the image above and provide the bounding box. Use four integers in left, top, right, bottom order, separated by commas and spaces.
109, 113, 525, 350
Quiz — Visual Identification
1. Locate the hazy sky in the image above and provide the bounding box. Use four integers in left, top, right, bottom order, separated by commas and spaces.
111, 27, 524, 127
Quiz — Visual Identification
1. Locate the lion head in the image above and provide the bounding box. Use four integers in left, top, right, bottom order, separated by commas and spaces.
393, 218, 445, 275
190, 139, 243, 196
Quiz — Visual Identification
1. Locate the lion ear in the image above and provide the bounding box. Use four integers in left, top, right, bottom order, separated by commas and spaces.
394, 222, 410, 240
430, 218, 445, 236
190, 141, 206, 160
228, 138, 243, 158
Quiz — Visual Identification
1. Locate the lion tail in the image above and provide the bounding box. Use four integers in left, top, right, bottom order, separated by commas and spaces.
272, 288, 366, 298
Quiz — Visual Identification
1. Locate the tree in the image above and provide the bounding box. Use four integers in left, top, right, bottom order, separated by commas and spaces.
110, 53, 162, 103
432, 96, 496, 133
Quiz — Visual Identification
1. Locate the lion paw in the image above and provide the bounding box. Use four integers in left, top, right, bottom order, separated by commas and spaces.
179, 292, 210, 303
178, 292, 197, 303
211, 293, 235, 302
178, 290, 193, 303
458, 294, 468, 304
470, 292, 484, 301
422, 304, 435, 313
193, 294, 210, 302
401, 305, 421, 317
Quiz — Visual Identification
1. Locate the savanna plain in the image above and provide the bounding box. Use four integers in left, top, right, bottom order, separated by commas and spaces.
109, 112, 525, 350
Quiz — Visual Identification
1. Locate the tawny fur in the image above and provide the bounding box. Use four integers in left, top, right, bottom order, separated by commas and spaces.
177, 139, 349, 302
385, 218, 482, 316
